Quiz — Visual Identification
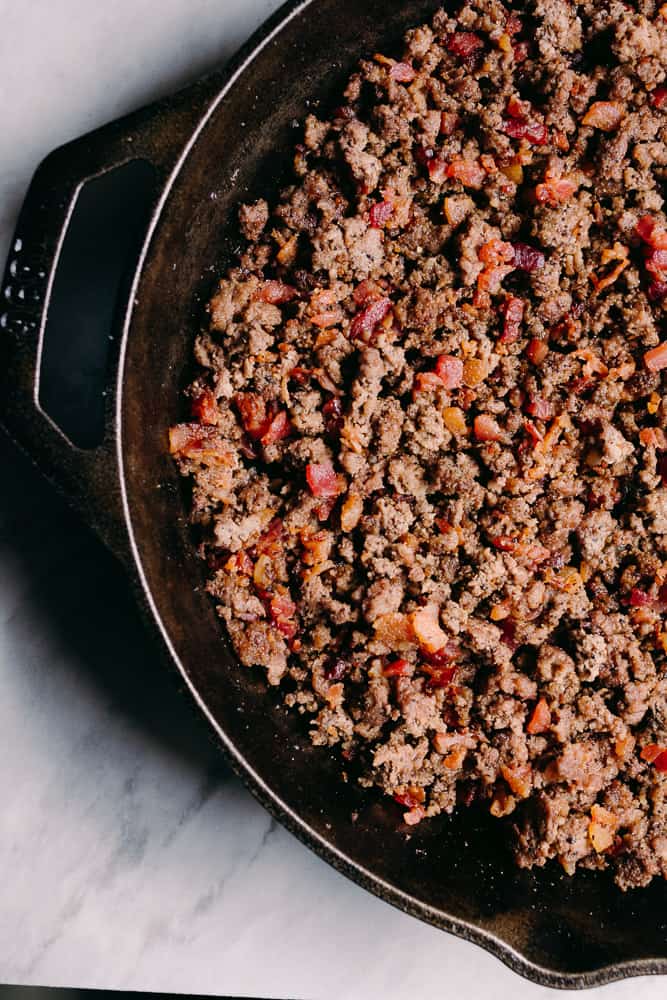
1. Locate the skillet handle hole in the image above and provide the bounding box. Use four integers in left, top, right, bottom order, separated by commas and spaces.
38, 159, 156, 449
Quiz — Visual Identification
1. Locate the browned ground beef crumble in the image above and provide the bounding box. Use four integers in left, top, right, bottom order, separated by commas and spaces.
170, 0, 667, 889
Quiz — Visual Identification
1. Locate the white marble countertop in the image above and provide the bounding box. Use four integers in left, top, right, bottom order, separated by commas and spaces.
0, 3, 665, 998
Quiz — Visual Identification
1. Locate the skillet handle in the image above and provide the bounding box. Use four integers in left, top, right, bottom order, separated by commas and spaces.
0, 77, 221, 566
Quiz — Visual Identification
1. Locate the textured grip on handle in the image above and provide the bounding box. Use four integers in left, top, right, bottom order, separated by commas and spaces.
0, 75, 223, 564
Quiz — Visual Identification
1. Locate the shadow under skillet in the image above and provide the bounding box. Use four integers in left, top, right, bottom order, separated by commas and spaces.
0, 431, 233, 784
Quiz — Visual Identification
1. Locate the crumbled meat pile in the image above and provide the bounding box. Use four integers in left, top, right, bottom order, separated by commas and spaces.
170, 0, 667, 889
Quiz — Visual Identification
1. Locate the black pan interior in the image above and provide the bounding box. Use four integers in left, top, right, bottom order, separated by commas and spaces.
119, 0, 667, 983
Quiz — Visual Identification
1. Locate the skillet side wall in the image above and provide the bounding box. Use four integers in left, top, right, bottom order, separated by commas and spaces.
119, 0, 667, 983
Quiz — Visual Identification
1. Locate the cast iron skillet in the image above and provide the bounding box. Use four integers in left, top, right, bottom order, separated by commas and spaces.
2, 0, 667, 987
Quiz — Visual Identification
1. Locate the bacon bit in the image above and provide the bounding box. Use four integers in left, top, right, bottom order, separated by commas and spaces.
500, 618, 518, 651
393, 785, 425, 809
384, 658, 411, 678
512, 242, 545, 272
340, 492, 363, 532
349, 296, 393, 341
529, 412, 571, 465
591, 243, 629, 293
490, 787, 516, 817
589, 805, 619, 853
191, 389, 218, 425
435, 519, 462, 547
490, 600, 511, 622
260, 410, 292, 446
322, 396, 344, 434
553, 130, 570, 152
446, 31, 484, 58
324, 659, 348, 681
403, 805, 426, 825
497, 33, 512, 53
614, 733, 635, 760
629, 587, 653, 607
535, 170, 578, 205
353, 278, 385, 306
648, 392, 661, 415
253, 553, 275, 591
169, 423, 232, 463
306, 462, 345, 499
434, 354, 464, 388
309, 288, 343, 328
440, 111, 459, 136
651, 86, 667, 109
290, 366, 313, 386
506, 13, 523, 35
500, 296, 525, 343
446, 157, 486, 189
501, 763, 531, 798
462, 359, 488, 387
256, 280, 298, 305
641, 744, 665, 764
423, 641, 459, 669
410, 604, 448, 655
526, 697, 551, 734
475, 264, 514, 307
550, 566, 583, 593
479, 239, 515, 265
225, 550, 254, 576
636, 215, 667, 249
526, 338, 549, 365
235, 392, 272, 440
639, 427, 667, 449
582, 101, 624, 131
643, 745, 667, 770
504, 117, 548, 145
444, 195, 472, 227
645, 248, 667, 275
648, 280, 667, 303
389, 61, 416, 82
415, 143, 435, 169
369, 200, 394, 228
506, 95, 531, 119
311, 308, 343, 328
314, 498, 337, 523
512, 40, 530, 62
373, 612, 417, 650
269, 594, 298, 641
608, 361, 636, 381
480, 154, 497, 174
525, 396, 553, 420
314, 330, 338, 349
474, 414, 504, 442
427, 156, 448, 184
413, 371, 446, 396
576, 349, 609, 378
500, 161, 524, 184
254, 519, 284, 558
443, 746, 468, 770
300, 527, 331, 566
524, 420, 544, 449
645, 341, 667, 371
443, 406, 468, 435
492, 535, 517, 552
422, 663, 457, 689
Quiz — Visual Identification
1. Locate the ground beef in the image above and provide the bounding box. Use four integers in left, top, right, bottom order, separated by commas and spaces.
170, 0, 667, 890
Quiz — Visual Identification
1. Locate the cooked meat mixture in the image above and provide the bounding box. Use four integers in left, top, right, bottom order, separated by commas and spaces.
170, 0, 667, 890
